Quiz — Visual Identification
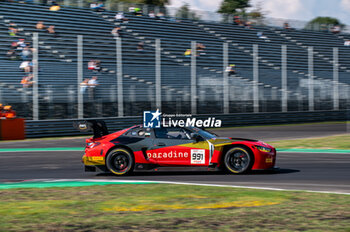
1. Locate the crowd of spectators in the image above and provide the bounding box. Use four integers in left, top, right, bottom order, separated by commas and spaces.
5, 35, 37, 88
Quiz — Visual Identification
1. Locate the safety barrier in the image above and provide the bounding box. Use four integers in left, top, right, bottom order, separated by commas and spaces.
24, 110, 349, 138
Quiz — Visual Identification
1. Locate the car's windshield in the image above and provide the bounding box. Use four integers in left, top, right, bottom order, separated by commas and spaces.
191, 127, 217, 140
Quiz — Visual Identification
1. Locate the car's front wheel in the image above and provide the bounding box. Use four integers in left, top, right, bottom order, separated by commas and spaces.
106, 148, 134, 175
224, 146, 254, 174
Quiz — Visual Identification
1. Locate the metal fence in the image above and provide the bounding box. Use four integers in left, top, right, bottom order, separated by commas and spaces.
25, 110, 350, 138
3, 31, 350, 120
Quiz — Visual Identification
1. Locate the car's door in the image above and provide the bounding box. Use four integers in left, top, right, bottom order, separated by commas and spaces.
149, 127, 210, 166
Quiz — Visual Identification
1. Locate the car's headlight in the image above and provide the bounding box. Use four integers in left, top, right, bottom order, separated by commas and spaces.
255, 145, 272, 153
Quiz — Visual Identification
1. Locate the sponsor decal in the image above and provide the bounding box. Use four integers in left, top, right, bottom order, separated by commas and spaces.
147, 150, 189, 159
191, 149, 205, 164
143, 109, 222, 128
91, 156, 104, 161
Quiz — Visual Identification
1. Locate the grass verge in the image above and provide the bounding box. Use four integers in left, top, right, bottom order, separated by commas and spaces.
0, 184, 349, 231
268, 134, 350, 150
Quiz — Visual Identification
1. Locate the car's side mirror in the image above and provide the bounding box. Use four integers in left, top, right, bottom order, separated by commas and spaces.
191, 133, 201, 143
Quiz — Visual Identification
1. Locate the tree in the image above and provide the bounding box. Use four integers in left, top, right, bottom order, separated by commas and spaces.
247, 1, 266, 19
175, 4, 200, 20
305, 17, 344, 31
217, 0, 251, 14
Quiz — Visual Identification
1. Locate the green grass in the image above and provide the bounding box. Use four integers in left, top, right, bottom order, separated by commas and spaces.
268, 134, 350, 150
0, 184, 349, 231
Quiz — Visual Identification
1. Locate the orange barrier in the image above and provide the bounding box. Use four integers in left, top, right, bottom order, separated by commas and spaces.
0, 118, 25, 140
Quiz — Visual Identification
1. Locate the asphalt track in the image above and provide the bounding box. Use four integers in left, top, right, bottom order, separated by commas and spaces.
0, 122, 349, 193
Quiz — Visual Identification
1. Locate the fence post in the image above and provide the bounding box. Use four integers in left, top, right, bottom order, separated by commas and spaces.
155, 39, 161, 110
308, 46, 314, 111
281, 44, 288, 112
333, 47, 339, 110
116, 37, 124, 116
118, 2, 124, 12
253, 44, 259, 113
223, 42, 229, 113
32, 32, 39, 120
191, 41, 197, 115
78, 0, 83, 8
77, 35, 83, 118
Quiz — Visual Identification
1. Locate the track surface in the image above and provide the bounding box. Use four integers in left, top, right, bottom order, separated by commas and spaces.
0, 123, 349, 193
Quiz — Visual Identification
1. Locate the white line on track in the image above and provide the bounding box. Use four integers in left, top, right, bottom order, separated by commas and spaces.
23, 179, 350, 195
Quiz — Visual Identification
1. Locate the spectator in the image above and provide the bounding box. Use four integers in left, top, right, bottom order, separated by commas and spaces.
88, 76, 99, 100
91, 1, 105, 12
47, 25, 58, 37
111, 27, 122, 38
234, 15, 243, 26
283, 22, 291, 30
8, 23, 18, 36
148, 11, 155, 18
156, 12, 165, 20
3, 105, 16, 119
88, 60, 101, 72
128, 6, 135, 14
257, 31, 268, 40
344, 40, 350, 46
49, 3, 61, 11
137, 41, 144, 52
184, 49, 191, 57
115, 12, 128, 22
225, 64, 236, 76
36, 21, 46, 30
21, 47, 32, 60
88, 60, 95, 71
19, 60, 32, 73
80, 78, 89, 94
196, 43, 206, 56
134, 7, 142, 16
16, 39, 27, 51
90, 2, 97, 9
21, 74, 34, 88
331, 25, 341, 34
245, 21, 252, 29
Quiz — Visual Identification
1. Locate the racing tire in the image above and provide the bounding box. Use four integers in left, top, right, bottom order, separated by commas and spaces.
223, 146, 254, 174
106, 148, 134, 175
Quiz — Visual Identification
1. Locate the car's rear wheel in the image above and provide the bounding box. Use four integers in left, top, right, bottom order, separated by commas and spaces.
224, 146, 253, 174
106, 148, 134, 175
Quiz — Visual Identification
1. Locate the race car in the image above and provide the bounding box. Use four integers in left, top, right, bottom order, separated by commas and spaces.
76, 120, 276, 175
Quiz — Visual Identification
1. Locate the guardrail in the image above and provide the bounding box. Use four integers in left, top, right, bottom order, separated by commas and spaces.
25, 110, 349, 138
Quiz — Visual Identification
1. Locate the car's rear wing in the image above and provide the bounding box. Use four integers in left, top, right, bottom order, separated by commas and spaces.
73, 120, 109, 139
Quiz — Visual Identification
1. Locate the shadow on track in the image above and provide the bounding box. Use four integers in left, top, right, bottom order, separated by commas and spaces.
95, 168, 299, 177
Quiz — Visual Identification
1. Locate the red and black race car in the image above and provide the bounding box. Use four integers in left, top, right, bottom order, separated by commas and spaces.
76, 120, 276, 175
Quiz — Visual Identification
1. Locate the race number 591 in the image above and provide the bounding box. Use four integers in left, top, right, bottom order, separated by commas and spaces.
191, 149, 205, 164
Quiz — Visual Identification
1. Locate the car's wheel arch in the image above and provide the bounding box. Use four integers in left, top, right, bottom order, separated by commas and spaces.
105, 145, 135, 169
220, 144, 255, 166
106, 145, 135, 159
